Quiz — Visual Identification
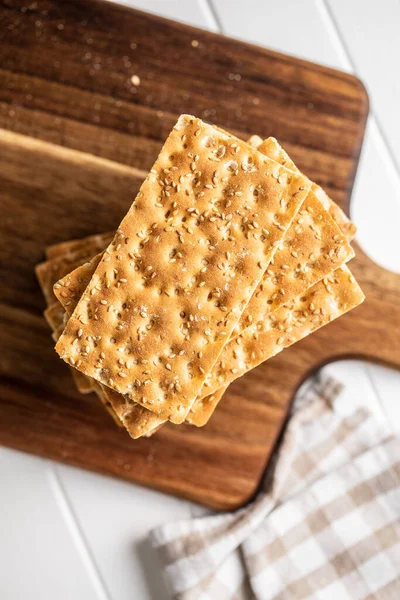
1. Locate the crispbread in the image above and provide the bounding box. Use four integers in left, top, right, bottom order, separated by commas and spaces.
71, 362, 97, 394
47, 305, 96, 394
37, 250, 98, 390
36, 246, 102, 305
188, 268, 365, 425
46, 298, 119, 408
55, 183, 354, 427
186, 386, 227, 427
196, 265, 364, 401
250, 136, 356, 241
189, 268, 365, 426
54, 253, 104, 313
186, 137, 356, 424
55, 115, 310, 424
55, 140, 354, 347
56, 187, 356, 345
36, 252, 99, 395
104, 386, 165, 438
186, 138, 356, 425
54, 135, 354, 432
44, 301, 65, 331
230, 189, 354, 337
56, 262, 165, 438
46, 232, 113, 260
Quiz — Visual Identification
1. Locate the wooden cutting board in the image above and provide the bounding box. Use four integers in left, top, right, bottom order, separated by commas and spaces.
1, 0, 399, 510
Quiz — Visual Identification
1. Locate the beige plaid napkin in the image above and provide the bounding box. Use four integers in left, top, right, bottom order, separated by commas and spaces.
149, 375, 400, 599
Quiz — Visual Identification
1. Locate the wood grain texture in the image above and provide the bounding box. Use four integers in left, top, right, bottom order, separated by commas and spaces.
1, 0, 397, 510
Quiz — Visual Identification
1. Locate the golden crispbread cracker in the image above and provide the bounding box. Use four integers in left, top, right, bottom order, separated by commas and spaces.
46, 232, 114, 260
40, 255, 114, 400
51, 305, 119, 408
46, 307, 96, 394
49, 306, 96, 394
56, 254, 165, 438
254, 137, 356, 241
196, 265, 364, 401
36, 246, 101, 305
185, 137, 357, 425
56, 115, 310, 424
54, 135, 354, 432
230, 189, 354, 337
70, 364, 97, 394
56, 205, 354, 425
104, 386, 165, 438
55, 142, 353, 345
186, 386, 227, 427
44, 302, 65, 331
54, 253, 104, 313
94, 385, 124, 427
36, 253, 98, 395
54, 139, 352, 430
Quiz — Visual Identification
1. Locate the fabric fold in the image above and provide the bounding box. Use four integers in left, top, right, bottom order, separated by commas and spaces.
149, 374, 399, 600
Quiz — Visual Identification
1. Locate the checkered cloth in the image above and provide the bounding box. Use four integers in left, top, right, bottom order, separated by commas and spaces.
149, 375, 400, 599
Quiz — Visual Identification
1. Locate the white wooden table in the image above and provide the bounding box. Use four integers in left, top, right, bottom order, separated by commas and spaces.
1, 2, 399, 598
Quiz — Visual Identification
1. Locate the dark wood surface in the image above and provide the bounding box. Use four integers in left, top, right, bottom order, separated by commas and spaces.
1, 0, 398, 510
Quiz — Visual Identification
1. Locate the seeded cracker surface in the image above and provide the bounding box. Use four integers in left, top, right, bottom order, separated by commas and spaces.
55, 253, 165, 437
194, 265, 365, 402
189, 139, 359, 423
249, 136, 356, 241
56, 257, 364, 433
41, 309, 95, 398
36, 250, 101, 305
55, 116, 310, 423
54, 136, 356, 434
36, 249, 100, 395
56, 191, 354, 343
229, 189, 354, 338
55, 187, 354, 430
191, 269, 364, 425
37, 253, 123, 420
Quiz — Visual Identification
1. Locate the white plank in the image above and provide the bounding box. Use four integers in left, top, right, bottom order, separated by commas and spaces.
323, 361, 400, 437
351, 118, 400, 273
104, 0, 217, 30
211, 0, 345, 68
0, 449, 102, 600
55, 464, 194, 600
322, 360, 387, 423
365, 364, 400, 434
327, 0, 400, 171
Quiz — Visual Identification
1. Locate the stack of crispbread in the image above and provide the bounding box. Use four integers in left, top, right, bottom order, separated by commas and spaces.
36, 115, 364, 438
